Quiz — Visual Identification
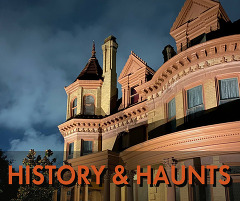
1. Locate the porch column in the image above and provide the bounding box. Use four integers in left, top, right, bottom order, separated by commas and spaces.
84, 184, 88, 201
127, 170, 135, 201
103, 171, 111, 201
60, 187, 67, 201
164, 157, 177, 201
115, 185, 121, 201
52, 190, 58, 201
74, 184, 80, 201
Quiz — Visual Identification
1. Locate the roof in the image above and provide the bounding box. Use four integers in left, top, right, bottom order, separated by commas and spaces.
170, 0, 229, 32
118, 51, 155, 81
76, 42, 103, 81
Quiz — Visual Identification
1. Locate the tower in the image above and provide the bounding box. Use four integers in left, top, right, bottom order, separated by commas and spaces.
101, 35, 118, 115
65, 42, 103, 120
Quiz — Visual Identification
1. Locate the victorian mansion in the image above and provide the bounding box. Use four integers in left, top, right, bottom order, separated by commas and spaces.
57, 0, 240, 200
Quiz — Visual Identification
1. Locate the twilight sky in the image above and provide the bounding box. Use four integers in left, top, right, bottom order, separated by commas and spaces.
0, 0, 239, 161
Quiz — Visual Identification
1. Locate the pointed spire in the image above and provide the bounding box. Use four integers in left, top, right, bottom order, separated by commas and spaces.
92, 40, 96, 58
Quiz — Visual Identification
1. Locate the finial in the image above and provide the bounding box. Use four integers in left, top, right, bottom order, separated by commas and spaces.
92, 40, 96, 58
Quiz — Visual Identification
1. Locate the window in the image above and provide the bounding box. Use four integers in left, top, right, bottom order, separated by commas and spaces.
189, 33, 206, 47
83, 95, 95, 115
219, 78, 239, 104
227, 166, 240, 201
168, 98, 176, 120
68, 142, 74, 159
130, 86, 139, 105
82, 140, 93, 156
229, 183, 240, 201
187, 85, 204, 115
121, 132, 130, 150
72, 98, 77, 117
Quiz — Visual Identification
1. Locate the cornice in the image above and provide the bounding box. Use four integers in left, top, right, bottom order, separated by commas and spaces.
58, 101, 148, 138
170, 0, 221, 33
101, 101, 147, 133
136, 35, 240, 100
64, 79, 103, 94
120, 121, 240, 169
58, 119, 102, 137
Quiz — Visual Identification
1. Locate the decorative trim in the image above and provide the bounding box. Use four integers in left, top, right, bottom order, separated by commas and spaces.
136, 35, 240, 99
58, 101, 148, 138
120, 121, 240, 170
65, 79, 103, 95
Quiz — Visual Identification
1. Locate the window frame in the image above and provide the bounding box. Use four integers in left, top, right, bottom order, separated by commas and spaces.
81, 139, 94, 156
83, 94, 95, 115
130, 85, 139, 105
71, 97, 78, 117
225, 164, 240, 201
67, 142, 74, 159
216, 74, 240, 106
167, 96, 176, 121
184, 82, 205, 117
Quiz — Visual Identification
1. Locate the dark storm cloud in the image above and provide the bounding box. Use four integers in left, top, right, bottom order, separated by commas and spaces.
0, 0, 239, 153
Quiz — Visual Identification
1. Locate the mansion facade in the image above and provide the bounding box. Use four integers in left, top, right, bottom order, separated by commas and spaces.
57, 0, 240, 200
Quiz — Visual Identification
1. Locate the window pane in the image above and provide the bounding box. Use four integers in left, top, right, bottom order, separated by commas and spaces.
187, 85, 203, 109
187, 104, 204, 115
229, 182, 240, 201
131, 94, 139, 104
73, 108, 77, 116
84, 105, 95, 115
73, 98, 77, 107
84, 96, 95, 115
219, 78, 239, 100
168, 98, 176, 119
131, 87, 137, 96
68, 142, 74, 159
82, 141, 92, 156
130, 86, 139, 105
85, 96, 94, 104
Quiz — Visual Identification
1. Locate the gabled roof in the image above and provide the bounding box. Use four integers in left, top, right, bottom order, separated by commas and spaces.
76, 42, 103, 81
118, 51, 155, 81
171, 0, 224, 32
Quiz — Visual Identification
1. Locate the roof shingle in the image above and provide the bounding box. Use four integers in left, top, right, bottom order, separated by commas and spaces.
76, 42, 103, 81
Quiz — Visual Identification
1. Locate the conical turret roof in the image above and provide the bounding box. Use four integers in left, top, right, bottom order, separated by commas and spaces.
76, 42, 103, 80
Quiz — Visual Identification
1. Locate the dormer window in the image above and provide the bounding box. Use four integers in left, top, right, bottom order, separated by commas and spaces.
72, 98, 77, 117
130, 86, 139, 105
83, 95, 95, 115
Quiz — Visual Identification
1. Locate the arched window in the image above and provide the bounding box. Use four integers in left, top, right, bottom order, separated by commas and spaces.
72, 98, 77, 117
83, 95, 95, 115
